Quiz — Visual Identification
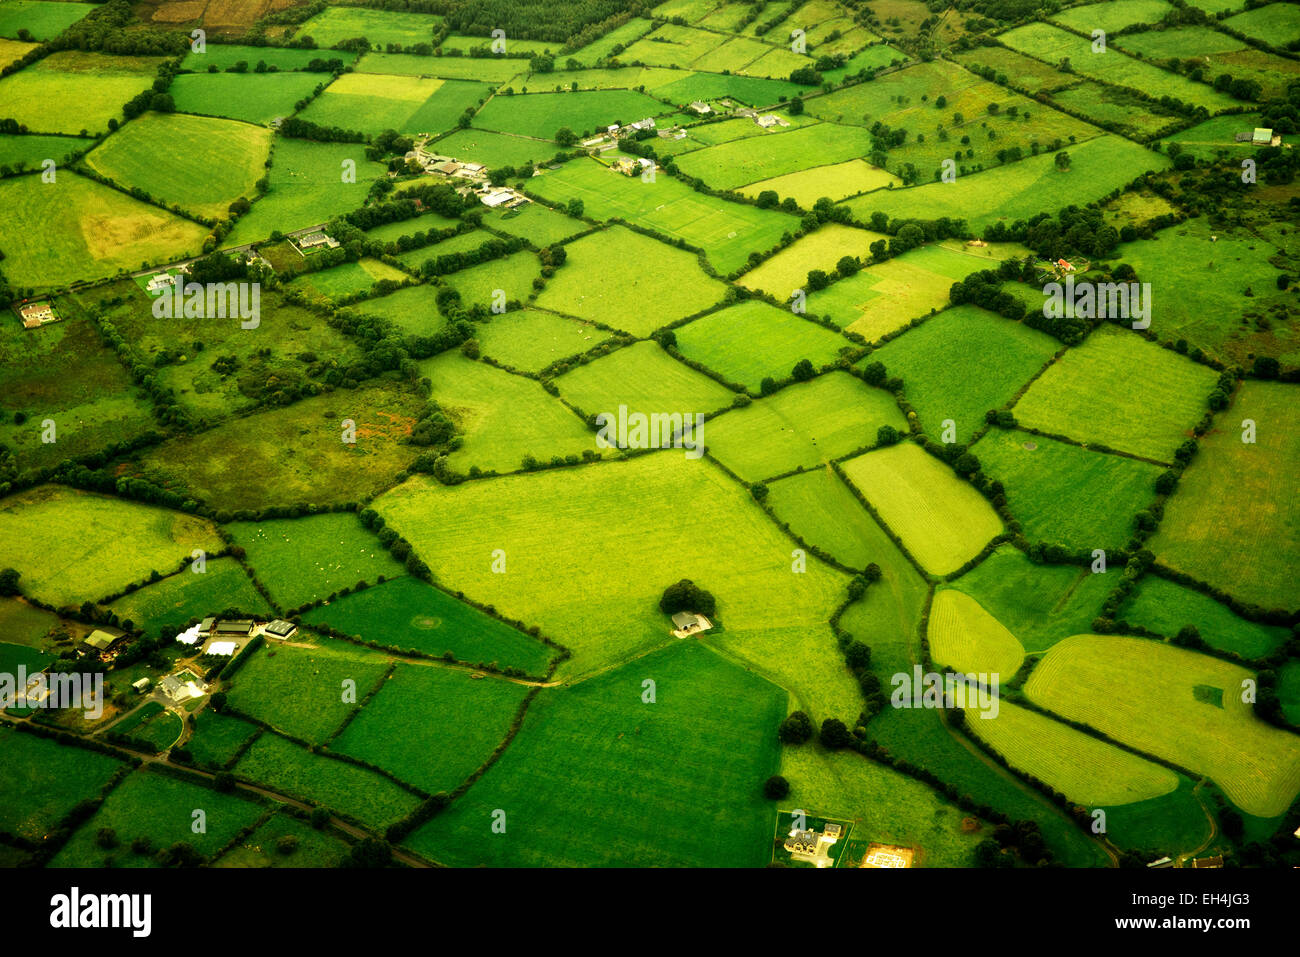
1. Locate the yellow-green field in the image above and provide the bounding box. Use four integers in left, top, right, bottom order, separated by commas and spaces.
928, 588, 1025, 678
0, 50, 162, 135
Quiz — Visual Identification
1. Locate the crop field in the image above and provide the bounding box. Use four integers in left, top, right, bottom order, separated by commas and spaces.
0, 0, 92, 39
972, 429, 1162, 552
870, 304, 1057, 442
169, 72, 325, 125
475, 309, 609, 372
739, 223, 889, 299
224, 513, 405, 611
107, 558, 271, 635
331, 663, 528, 793
841, 442, 1004, 575
554, 340, 737, 418
0, 726, 122, 842
534, 226, 727, 333
0, 486, 221, 607
672, 299, 850, 392
84, 112, 271, 220
527, 157, 799, 275
474, 89, 670, 141
1119, 575, 1289, 660
1026, 634, 1300, 818
1010, 325, 1218, 463
403, 642, 784, 866
740, 159, 900, 206
928, 588, 1025, 678
0, 50, 161, 135
765, 467, 898, 571
297, 7, 444, 49
303, 576, 553, 673
706, 371, 907, 482
1151, 380, 1299, 612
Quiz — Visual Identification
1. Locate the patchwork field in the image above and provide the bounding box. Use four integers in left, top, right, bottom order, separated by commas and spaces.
474, 89, 670, 140
474, 309, 609, 372
169, 72, 326, 125
0, 726, 122, 842
301, 73, 492, 136
739, 222, 890, 299
107, 557, 271, 635
0, 50, 162, 135
1119, 575, 1289, 659
555, 340, 737, 418
764, 467, 900, 571
740, 158, 901, 206
928, 588, 1025, 678
674, 122, 875, 191
297, 7, 444, 49
0, 0, 93, 40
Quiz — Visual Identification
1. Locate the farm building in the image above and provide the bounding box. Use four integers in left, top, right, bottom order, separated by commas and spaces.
671, 611, 712, 637
627, 117, 656, 132
296, 231, 341, 252
1235, 128, 1281, 146
145, 273, 177, 294
17, 301, 58, 329
755, 114, 786, 129
82, 630, 122, 655
214, 619, 254, 636
206, 641, 238, 657
131, 678, 151, 693
688, 101, 711, 115
160, 673, 206, 702
1192, 856, 1224, 869
263, 619, 298, 640
174, 624, 204, 646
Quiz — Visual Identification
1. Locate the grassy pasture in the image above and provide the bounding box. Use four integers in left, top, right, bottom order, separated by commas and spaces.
534, 225, 727, 333
554, 340, 737, 418
475, 89, 670, 140
840, 442, 1003, 576
672, 299, 850, 392
0, 131, 86, 168
1048, 81, 1182, 138
739, 222, 889, 299
674, 122, 874, 191
567, 16, 657, 64
1151, 380, 1300, 612
847, 135, 1172, 233
137, 382, 425, 512
431, 127, 558, 167
0, 486, 221, 608
169, 71, 325, 125
528, 156, 799, 275
363, 209, 459, 244
706, 371, 906, 482
475, 309, 609, 372
0, 1, 92, 40
186, 709, 260, 769
357, 50, 524, 82
966, 699, 1180, 807
51, 767, 264, 867
0, 35, 36, 67
298, 6, 443, 48
972, 429, 1162, 552
303, 576, 553, 673
108, 558, 271, 635
225, 640, 391, 744
928, 588, 1025, 678
1160, 112, 1264, 162
1010, 324, 1218, 463
84, 111, 271, 220
214, 810, 350, 868
304, 73, 492, 136
1026, 634, 1300, 818
375, 454, 849, 676
0, 172, 207, 290
1120, 575, 1289, 659
110, 701, 184, 752
0, 50, 162, 134
870, 304, 1058, 442
332, 663, 528, 793
655, 69, 806, 106
234, 733, 420, 830
404, 641, 784, 866
441, 248, 541, 309
225, 138, 385, 247
739, 158, 900, 205
486, 203, 585, 246
225, 513, 405, 611
420, 351, 594, 474
1223, 2, 1300, 45
1051, 0, 1174, 32
181, 43, 357, 72
358, 281, 449, 336
0, 726, 122, 842
620, 22, 728, 68
765, 467, 900, 571
952, 45, 1078, 95
287, 257, 407, 303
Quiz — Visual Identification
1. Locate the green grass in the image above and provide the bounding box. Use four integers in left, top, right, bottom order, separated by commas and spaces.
224, 640, 391, 744
528, 157, 800, 275
706, 371, 907, 482
871, 304, 1058, 443
739, 223, 889, 299
0, 131, 88, 168
1279, 662, 1300, 725
739, 158, 900, 206
376, 454, 849, 677
420, 351, 594, 474
430, 126, 559, 167
0, 597, 59, 648
186, 708, 261, 770
51, 766, 264, 867
107, 558, 271, 637
485, 203, 585, 246
0, 171, 208, 291
403, 641, 784, 866
233, 733, 421, 830
840, 441, 1004, 576
567, 16, 657, 64
475, 309, 610, 372
287, 257, 408, 303
0, 726, 122, 841
303, 576, 554, 674
655, 69, 806, 106
300, 73, 491, 136
110, 701, 184, 751
225, 513, 405, 611
181, 44, 358, 72
1119, 575, 1289, 659
0, 0, 92, 40
1150, 380, 1300, 612
1026, 633, 1300, 818
675, 122, 875, 191
0, 50, 162, 134
534, 226, 727, 333
928, 588, 1025, 678
972, 429, 1162, 552
213, 810, 351, 867
555, 340, 737, 418
169, 72, 325, 125
441, 248, 541, 309
84, 111, 271, 220
1011, 324, 1218, 463
0, 485, 221, 608
765, 467, 900, 571
1051, 0, 1174, 32
475, 89, 670, 140
0, 35, 35, 69
673, 299, 850, 392
1100, 776, 1214, 855
356, 50, 525, 83
1223, 2, 1300, 45
354, 283, 448, 337
298, 6, 444, 49
332, 663, 528, 793
225, 138, 386, 247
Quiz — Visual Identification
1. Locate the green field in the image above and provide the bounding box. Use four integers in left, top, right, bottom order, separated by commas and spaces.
301, 73, 492, 136
430, 127, 559, 167
740, 158, 900, 206
181, 44, 358, 72
0, 131, 87, 168
214, 810, 351, 868
0, 486, 221, 608
554, 340, 737, 419
1011, 324, 1218, 463
169, 71, 325, 125
0, 726, 122, 842
332, 663, 528, 793
1051, 0, 1173, 32
403, 641, 784, 866
928, 587, 1025, 678
108, 558, 271, 636
287, 258, 408, 303
186, 708, 261, 770
486, 202, 585, 246
84, 111, 271, 220
476, 309, 610, 372
441, 248, 541, 309
764, 467, 901, 571
672, 299, 850, 392
1151, 380, 1300, 612
1026, 634, 1300, 818
298, 6, 444, 49
841, 442, 1004, 576
0, 50, 162, 135
0, 0, 92, 40
1120, 575, 1290, 659
706, 371, 907, 482
739, 222, 890, 299
356, 50, 525, 83
1223, 2, 1300, 46
674, 122, 875, 191
972, 429, 1162, 551
475, 89, 670, 140
110, 700, 184, 751
303, 576, 554, 673
871, 304, 1058, 442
